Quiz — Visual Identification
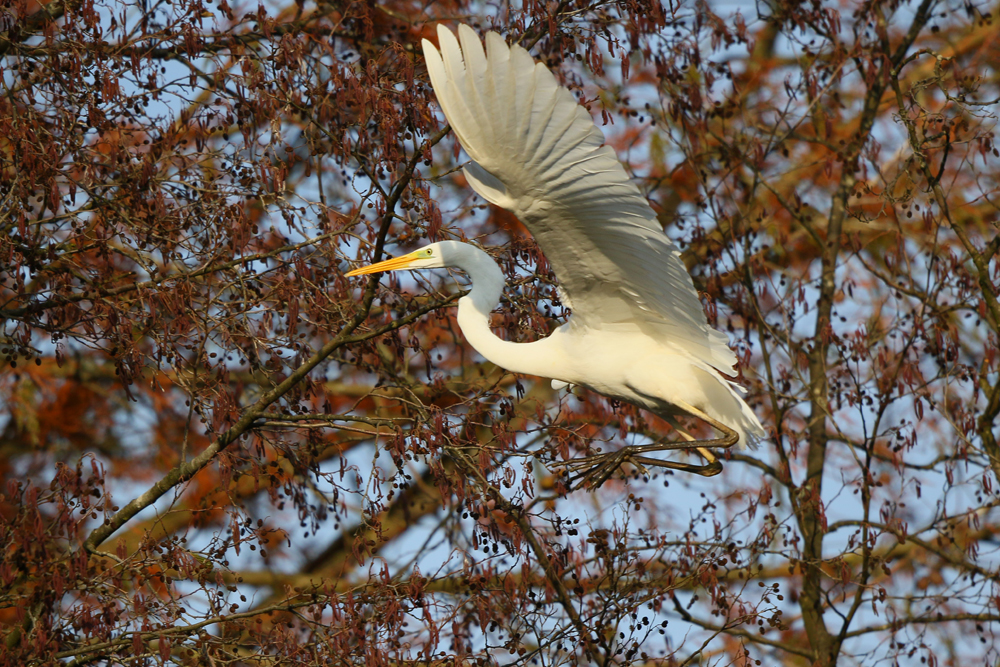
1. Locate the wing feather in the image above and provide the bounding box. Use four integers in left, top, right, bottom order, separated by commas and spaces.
423, 25, 737, 374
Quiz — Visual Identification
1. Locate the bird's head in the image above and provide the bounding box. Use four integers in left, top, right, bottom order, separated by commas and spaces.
345, 242, 454, 277
346, 240, 503, 305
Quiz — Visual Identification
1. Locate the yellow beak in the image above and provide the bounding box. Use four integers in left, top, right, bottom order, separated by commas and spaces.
345, 251, 419, 277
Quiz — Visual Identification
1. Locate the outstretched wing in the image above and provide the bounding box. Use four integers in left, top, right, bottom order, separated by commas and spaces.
422, 25, 736, 374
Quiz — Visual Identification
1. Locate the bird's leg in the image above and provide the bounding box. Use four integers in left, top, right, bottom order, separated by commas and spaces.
551, 404, 738, 488
556, 445, 724, 488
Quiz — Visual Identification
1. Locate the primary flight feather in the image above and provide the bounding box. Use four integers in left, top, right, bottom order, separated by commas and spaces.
348, 24, 765, 484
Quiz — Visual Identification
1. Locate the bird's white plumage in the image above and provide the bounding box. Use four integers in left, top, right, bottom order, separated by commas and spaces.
423, 24, 737, 373
407, 26, 766, 448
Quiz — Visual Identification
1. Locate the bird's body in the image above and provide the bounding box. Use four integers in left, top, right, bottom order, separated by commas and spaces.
437, 241, 762, 446
348, 25, 764, 483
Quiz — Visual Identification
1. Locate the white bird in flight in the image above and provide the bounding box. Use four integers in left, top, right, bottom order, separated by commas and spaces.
347, 24, 765, 486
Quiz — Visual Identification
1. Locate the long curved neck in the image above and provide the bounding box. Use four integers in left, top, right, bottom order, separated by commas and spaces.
449, 244, 564, 380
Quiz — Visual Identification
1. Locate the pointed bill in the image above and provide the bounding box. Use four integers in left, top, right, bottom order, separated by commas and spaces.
345, 251, 420, 277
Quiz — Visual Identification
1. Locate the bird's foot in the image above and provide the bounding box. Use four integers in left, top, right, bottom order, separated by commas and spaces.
551, 446, 724, 489
551, 447, 652, 489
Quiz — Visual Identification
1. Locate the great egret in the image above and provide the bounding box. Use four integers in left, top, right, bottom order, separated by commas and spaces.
347, 24, 765, 486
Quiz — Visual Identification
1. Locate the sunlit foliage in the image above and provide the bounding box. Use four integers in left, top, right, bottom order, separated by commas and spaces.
1, 0, 998, 664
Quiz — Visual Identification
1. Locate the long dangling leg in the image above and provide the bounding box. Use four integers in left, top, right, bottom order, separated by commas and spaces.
551, 403, 738, 488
